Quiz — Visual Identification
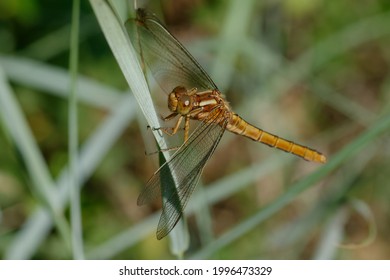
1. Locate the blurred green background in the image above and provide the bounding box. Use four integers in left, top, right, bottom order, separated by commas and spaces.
1, 0, 390, 259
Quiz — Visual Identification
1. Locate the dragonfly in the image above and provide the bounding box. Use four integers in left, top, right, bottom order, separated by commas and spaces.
127, 8, 326, 240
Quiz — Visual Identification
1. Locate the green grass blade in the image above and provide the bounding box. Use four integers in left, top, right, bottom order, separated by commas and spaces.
68, 0, 84, 259
4, 93, 137, 259
0, 66, 72, 256
18, 15, 99, 61
89, 0, 162, 140
86, 213, 160, 259
0, 55, 122, 109
265, 145, 376, 258
89, 0, 190, 255
210, 0, 256, 91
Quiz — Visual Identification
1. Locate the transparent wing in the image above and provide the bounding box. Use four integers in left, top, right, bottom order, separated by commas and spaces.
138, 109, 227, 239
126, 8, 218, 94
128, 8, 226, 239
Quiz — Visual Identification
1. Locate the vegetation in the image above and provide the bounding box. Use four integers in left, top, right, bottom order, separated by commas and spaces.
0, 0, 389, 259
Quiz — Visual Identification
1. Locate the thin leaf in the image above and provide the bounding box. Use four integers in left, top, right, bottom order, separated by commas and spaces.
68, 0, 84, 259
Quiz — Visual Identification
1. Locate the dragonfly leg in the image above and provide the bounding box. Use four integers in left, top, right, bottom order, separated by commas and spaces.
148, 115, 190, 155
151, 115, 184, 137
145, 116, 184, 156
187, 87, 198, 95
147, 113, 181, 137
184, 116, 190, 142
164, 115, 183, 136
161, 112, 178, 121
145, 117, 186, 156
145, 145, 181, 156
188, 107, 204, 118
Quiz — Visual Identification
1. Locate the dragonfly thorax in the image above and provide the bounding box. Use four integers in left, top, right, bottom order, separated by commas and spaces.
168, 86, 196, 115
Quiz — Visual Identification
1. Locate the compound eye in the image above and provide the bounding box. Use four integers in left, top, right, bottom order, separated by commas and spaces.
182, 95, 191, 108
178, 95, 193, 114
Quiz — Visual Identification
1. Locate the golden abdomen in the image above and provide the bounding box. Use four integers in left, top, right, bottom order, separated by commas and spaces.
226, 114, 326, 163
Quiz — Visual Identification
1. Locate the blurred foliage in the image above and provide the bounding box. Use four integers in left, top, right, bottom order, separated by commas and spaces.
0, 0, 390, 260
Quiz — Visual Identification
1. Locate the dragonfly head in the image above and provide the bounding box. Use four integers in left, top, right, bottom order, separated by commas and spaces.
168, 86, 194, 115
